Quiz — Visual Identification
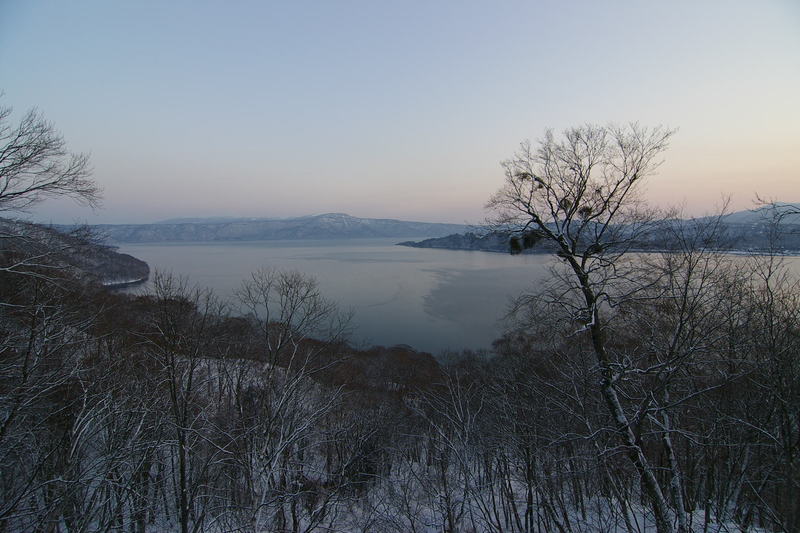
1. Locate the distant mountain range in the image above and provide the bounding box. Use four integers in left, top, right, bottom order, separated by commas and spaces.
73, 213, 472, 244
154, 216, 285, 224
708, 203, 800, 225
53, 205, 800, 250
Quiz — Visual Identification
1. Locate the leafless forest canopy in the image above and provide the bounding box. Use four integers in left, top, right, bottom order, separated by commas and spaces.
1, 110, 799, 532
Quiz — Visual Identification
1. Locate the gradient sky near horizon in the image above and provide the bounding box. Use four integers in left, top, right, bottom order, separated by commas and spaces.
1, 0, 798, 224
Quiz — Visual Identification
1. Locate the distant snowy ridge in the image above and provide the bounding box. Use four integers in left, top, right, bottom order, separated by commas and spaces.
67, 213, 472, 243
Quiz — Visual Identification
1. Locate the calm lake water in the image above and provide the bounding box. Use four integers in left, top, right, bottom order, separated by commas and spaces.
118, 240, 800, 355
118, 238, 553, 354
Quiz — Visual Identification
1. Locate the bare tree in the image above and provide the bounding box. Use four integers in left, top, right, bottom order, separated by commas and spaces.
0, 274, 98, 531
236, 268, 350, 366
487, 124, 679, 532
0, 100, 99, 213
0, 99, 103, 307
139, 273, 233, 533
230, 268, 352, 531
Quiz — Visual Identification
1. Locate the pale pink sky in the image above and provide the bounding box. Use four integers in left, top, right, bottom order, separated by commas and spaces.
1, 1, 798, 224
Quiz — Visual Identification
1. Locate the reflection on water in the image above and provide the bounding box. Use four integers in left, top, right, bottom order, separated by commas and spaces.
422, 267, 534, 328
118, 238, 552, 354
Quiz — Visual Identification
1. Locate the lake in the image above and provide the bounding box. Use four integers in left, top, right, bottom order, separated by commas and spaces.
118, 240, 800, 355
117, 238, 553, 354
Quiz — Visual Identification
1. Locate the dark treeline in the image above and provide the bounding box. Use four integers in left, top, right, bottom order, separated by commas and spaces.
0, 218, 150, 286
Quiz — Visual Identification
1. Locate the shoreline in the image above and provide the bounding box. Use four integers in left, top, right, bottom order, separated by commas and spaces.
397, 242, 800, 257
102, 276, 149, 289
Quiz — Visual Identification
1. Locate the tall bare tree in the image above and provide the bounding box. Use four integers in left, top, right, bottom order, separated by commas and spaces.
488, 124, 679, 532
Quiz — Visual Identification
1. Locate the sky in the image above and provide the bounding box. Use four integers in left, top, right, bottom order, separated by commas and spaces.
1, 0, 798, 224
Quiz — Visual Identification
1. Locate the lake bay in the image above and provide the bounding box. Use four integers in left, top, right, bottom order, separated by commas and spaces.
118, 238, 552, 354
